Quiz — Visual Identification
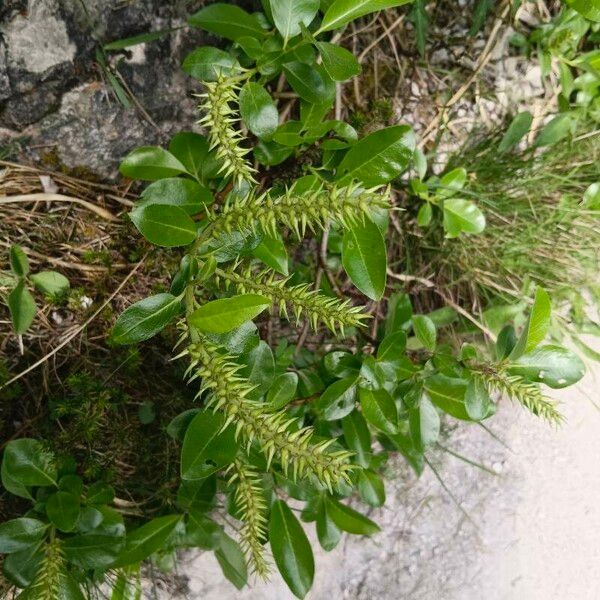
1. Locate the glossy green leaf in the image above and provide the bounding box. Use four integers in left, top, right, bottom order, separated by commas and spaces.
130, 204, 197, 247
283, 62, 335, 105
319, 0, 413, 32
316, 42, 361, 81
443, 198, 486, 237
326, 497, 380, 534
316, 496, 342, 551
412, 315, 437, 351
181, 411, 238, 480
337, 125, 415, 186
8, 281, 36, 334
271, 0, 319, 40
510, 287, 551, 359
46, 491, 80, 532
535, 113, 577, 147
498, 111, 533, 152
169, 132, 222, 183
417, 202, 432, 226
138, 178, 211, 215
183, 46, 241, 83
424, 374, 471, 420
63, 534, 124, 569
385, 292, 412, 335
112, 515, 182, 567
86, 481, 116, 506
438, 167, 467, 196
1, 460, 32, 500
215, 531, 248, 589
583, 182, 600, 209
465, 377, 493, 420
111, 293, 182, 345
359, 387, 398, 434
342, 217, 387, 300
409, 395, 439, 451
0, 518, 47, 554
239, 340, 275, 398
270, 500, 314, 599
9, 245, 29, 277
377, 331, 407, 361
509, 345, 586, 389
267, 372, 298, 409
357, 470, 385, 507
189, 295, 270, 334
316, 376, 358, 421
30, 271, 70, 296
184, 511, 221, 549
342, 411, 372, 467
252, 232, 289, 275
2, 438, 57, 487
239, 82, 279, 139
188, 4, 266, 40
120, 146, 188, 181
565, 0, 600, 22
103, 28, 177, 50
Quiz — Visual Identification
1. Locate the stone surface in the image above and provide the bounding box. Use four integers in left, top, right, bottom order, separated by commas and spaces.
0, 0, 206, 178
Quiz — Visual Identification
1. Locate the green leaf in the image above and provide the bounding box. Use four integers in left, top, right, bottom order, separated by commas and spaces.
357, 470, 385, 507
283, 61, 336, 105
424, 374, 471, 420
86, 481, 116, 506
46, 491, 80, 532
119, 146, 188, 181
1, 460, 32, 500
111, 293, 182, 345
215, 531, 248, 589
271, 0, 320, 40
267, 372, 298, 409
183, 46, 241, 82
63, 534, 124, 569
535, 113, 577, 147
112, 515, 182, 567
2, 542, 44, 588
342, 217, 387, 300
409, 395, 439, 451
438, 167, 467, 196
417, 202, 432, 226
377, 331, 407, 361
469, 0, 493, 34
130, 204, 197, 247
8, 281, 36, 334
30, 271, 70, 296
316, 496, 342, 551
252, 232, 289, 275
509, 345, 586, 389
138, 178, 211, 215
9, 245, 29, 277
181, 411, 238, 480
337, 125, 415, 186
465, 377, 493, 420
239, 82, 279, 140
2, 439, 56, 487
342, 411, 372, 467
169, 132, 222, 184
498, 111, 533, 153
239, 340, 275, 399
411, 0, 428, 57
0, 519, 47, 554
269, 500, 315, 599
385, 292, 412, 335
188, 3, 266, 40
184, 511, 221, 549
359, 387, 398, 434
189, 294, 270, 334
412, 315, 437, 351
442, 198, 486, 237
583, 182, 600, 209
316, 42, 361, 81
510, 287, 551, 359
326, 497, 380, 534
319, 0, 413, 32
316, 376, 358, 421
103, 28, 177, 50
565, 0, 600, 22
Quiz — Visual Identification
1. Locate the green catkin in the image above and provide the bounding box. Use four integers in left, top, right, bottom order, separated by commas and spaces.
206, 181, 391, 239
214, 264, 368, 334
26, 540, 66, 600
473, 367, 563, 424
197, 74, 256, 185
181, 338, 354, 490
228, 459, 270, 579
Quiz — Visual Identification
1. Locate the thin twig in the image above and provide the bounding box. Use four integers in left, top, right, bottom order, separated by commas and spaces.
0, 193, 118, 221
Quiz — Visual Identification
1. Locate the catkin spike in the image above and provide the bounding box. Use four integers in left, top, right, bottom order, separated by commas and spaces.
185, 339, 354, 490
214, 264, 369, 334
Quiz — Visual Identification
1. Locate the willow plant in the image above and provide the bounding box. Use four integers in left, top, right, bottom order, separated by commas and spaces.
0, 1, 590, 599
